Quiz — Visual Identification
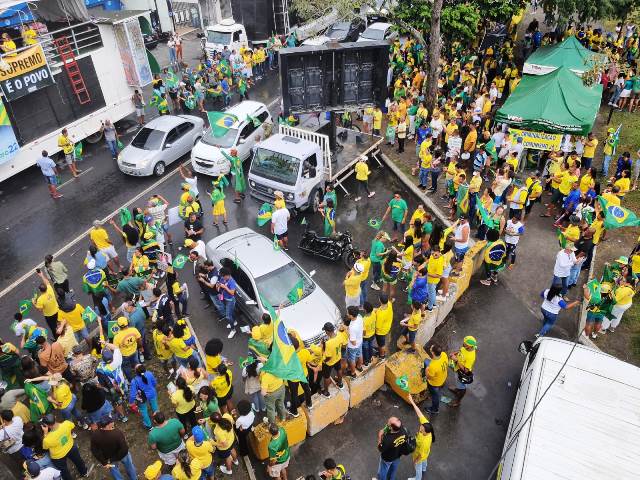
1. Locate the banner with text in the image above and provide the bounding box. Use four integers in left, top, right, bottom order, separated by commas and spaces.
509, 128, 563, 151
114, 19, 152, 87
0, 45, 54, 101
0, 97, 19, 164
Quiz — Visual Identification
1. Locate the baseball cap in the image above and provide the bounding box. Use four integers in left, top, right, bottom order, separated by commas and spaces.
184, 239, 195, 247
192, 425, 205, 443
353, 263, 364, 273
463, 336, 477, 348
274, 190, 284, 198
102, 348, 114, 363
117, 316, 129, 328
144, 461, 163, 480
26, 461, 41, 477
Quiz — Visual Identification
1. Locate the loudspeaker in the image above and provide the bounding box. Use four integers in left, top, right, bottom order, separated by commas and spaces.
279, 41, 389, 115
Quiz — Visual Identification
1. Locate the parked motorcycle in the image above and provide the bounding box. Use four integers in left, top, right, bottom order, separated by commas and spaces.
298, 227, 357, 269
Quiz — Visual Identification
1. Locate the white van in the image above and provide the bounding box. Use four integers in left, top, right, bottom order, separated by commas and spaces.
204, 18, 248, 56
190, 101, 271, 177
498, 337, 640, 479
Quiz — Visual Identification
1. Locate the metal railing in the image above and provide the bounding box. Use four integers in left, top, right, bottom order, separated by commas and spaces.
1, 22, 103, 71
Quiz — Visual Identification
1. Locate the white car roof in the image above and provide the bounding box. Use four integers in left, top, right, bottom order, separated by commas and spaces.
366, 22, 392, 31
145, 114, 201, 133
257, 134, 319, 160
226, 101, 267, 122
207, 227, 292, 278
515, 338, 640, 479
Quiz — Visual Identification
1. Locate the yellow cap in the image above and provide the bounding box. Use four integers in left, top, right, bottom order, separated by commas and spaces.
600, 282, 612, 294
117, 316, 128, 328
184, 239, 195, 247
144, 461, 162, 480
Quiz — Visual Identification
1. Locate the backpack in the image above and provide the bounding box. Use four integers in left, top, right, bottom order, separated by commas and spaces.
399, 427, 417, 456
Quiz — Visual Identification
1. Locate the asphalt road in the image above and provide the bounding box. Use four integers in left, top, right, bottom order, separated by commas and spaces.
0, 48, 541, 479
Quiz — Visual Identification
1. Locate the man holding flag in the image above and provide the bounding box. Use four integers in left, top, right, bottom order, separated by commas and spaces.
271, 202, 290, 251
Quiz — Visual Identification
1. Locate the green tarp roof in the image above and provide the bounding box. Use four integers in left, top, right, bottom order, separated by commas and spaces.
495, 66, 603, 136
523, 36, 607, 75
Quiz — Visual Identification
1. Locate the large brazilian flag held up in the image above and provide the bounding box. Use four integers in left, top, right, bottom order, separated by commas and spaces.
598, 196, 640, 230
207, 111, 239, 138
259, 294, 307, 383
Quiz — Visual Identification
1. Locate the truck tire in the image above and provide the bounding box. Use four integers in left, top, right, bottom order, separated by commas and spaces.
85, 131, 103, 144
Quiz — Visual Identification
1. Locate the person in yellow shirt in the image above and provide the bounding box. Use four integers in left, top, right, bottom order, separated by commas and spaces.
448, 335, 477, 407
424, 343, 448, 414
21, 24, 38, 45
260, 369, 286, 422
354, 156, 375, 200
400, 301, 423, 353
361, 301, 377, 366
209, 412, 237, 475
579, 167, 596, 195
407, 394, 435, 479
581, 132, 598, 170
171, 376, 197, 432
373, 293, 393, 359
344, 263, 365, 308
113, 317, 142, 380
41, 415, 88, 476
614, 170, 631, 198
34, 269, 60, 335
57, 128, 80, 178
0, 32, 16, 56
47, 374, 87, 426
320, 322, 345, 396
89, 220, 122, 272
372, 106, 383, 135
426, 248, 444, 311
57, 302, 89, 344
608, 278, 634, 333
172, 449, 203, 480
212, 363, 234, 413
186, 426, 214, 478
601, 186, 621, 206
355, 250, 372, 306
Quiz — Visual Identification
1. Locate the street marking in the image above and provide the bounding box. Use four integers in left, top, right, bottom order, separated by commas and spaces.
58, 167, 94, 189
0, 159, 191, 300
267, 98, 280, 110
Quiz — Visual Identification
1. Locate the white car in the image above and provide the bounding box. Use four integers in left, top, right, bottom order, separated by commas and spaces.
205, 228, 341, 345
191, 101, 272, 177
118, 115, 204, 176
357, 22, 397, 43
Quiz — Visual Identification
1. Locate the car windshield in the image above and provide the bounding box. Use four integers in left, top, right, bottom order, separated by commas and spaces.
206, 30, 231, 45
201, 127, 239, 148
255, 262, 314, 307
250, 148, 300, 186
131, 128, 164, 150
361, 27, 386, 40
327, 23, 349, 38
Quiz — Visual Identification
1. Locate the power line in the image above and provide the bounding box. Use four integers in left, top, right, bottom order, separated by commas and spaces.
486, 336, 581, 480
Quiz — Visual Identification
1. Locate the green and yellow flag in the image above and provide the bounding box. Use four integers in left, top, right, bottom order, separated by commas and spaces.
257, 202, 273, 227
456, 184, 469, 216
287, 279, 304, 304
259, 294, 307, 383
207, 111, 239, 138
25, 382, 50, 421
598, 196, 640, 230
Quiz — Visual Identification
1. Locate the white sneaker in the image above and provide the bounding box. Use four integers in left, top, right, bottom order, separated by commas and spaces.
368, 192, 376, 198
233, 459, 239, 466
227, 329, 237, 339
220, 466, 232, 475
371, 283, 381, 291
240, 325, 251, 334
436, 295, 446, 302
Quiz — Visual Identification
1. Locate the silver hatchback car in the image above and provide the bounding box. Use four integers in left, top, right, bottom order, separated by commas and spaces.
118, 114, 205, 176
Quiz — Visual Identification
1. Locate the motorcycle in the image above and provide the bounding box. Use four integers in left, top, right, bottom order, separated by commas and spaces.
298, 227, 357, 269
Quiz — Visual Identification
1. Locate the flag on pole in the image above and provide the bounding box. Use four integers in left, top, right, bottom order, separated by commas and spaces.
368, 218, 382, 229
207, 111, 239, 137
396, 374, 410, 392
286, 279, 304, 304
259, 294, 307, 382
456, 184, 469, 216
18, 299, 31, 315
598, 196, 640, 229
257, 202, 273, 226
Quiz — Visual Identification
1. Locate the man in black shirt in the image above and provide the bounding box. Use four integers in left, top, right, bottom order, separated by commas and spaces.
90, 415, 137, 480
197, 260, 219, 309
184, 212, 204, 241
377, 416, 407, 480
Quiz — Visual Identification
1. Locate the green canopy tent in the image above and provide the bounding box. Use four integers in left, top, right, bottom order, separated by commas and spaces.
495, 66, 603, 136
523, 36, 607, 76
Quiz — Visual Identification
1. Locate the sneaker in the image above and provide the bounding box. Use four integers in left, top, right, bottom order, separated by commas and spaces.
228, 329, 237, 339
480, 279, 492, 286
591, 332, 597, 339
321, 390, 331, 398
240, 325, 251, 334
425, 408, 439, 415
289, 410, 300, 418
534, 333, 540, 338
336, 382, 345, 389
226, 323, 232, 329
263, 416, 269, 423
71, 432, 77, 439
609, 328, 615, 333
436, 295, 446, 302
371, 283, 381, 291
354, 197, 361, 202
368, 191, 376, 198
219, 466, 232, 475
233, 459, 239, 466
252, 404, 258, 412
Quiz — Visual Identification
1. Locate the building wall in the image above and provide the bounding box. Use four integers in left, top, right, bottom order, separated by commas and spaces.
123, 0, 173, 33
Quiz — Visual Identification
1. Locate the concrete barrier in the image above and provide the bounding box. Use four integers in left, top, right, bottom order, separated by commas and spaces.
302, 383, 350, 436
249, 414, 308, 460
345, 360, 386, 408
384, 345, 430, 403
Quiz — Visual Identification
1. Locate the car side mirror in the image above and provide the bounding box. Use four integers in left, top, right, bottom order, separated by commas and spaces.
164, 143, 172, 149
245, 300, 257, 306
309, 270, 316, 277
518, 340, 533, 355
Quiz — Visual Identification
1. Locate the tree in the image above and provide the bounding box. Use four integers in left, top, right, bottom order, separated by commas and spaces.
425, 0, 444, 112
539, 0, 614, 28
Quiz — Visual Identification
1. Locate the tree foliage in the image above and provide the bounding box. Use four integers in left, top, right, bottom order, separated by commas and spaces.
539, 0, 640, 27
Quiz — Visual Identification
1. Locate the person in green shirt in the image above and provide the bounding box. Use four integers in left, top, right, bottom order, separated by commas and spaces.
267, 424, 290, 479
370, 231, 389, 289
148, 412, 186, 464
382, 192, 409, 241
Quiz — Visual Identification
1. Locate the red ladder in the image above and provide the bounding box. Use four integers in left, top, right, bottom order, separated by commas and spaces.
53, 36, 91, 105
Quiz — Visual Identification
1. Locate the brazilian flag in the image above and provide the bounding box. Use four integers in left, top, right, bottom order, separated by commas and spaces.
286, 279, 304, 304
25, 382, 50, 421
586, 278, 602, 305
258, 294, 307, 383
598, 196, 640, 230
484, 239, 507, 267
456, 184, 469, 216
207, 111, 239, 138
257, 202, 273, 227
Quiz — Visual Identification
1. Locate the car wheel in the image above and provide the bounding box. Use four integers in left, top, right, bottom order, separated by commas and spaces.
85, 131, 103, 144
153, 161, 166, 176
